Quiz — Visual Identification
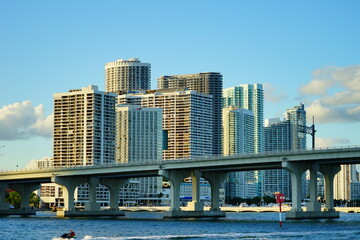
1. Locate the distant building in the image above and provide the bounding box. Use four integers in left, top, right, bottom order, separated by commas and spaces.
223, 84, 264, 198
53, 85, 117, 167
222, 106, 256, 199
105, 58, 151, 94
116, 105, 163, 204
158, 72, 223, 155
334, 165, 357, 200
264, 104, 307, 199
118, 88, 213, 159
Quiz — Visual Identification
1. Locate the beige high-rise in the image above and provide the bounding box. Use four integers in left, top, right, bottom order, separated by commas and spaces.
105, 58, 151, 94
53, 85, 117, 167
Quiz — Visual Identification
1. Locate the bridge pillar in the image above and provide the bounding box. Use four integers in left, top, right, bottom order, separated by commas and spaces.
282, 161, 309, 212
10, 183, 40, 209
202, 172, 227, 211
307, 164, 321, 212
85, 178, 100, 211
100, 178, 129, 210
0, 184, 9, 210
187, 170, 203, 211
52, 176, 87, 211
159, 169, 190, 211
319, 164, 341, 211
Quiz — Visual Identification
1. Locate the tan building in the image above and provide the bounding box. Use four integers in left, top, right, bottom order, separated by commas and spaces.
53, 85, 117, 167
334, 165, 357, 200
118, 88, 213, 160
105, 58, 151, 94
158, 72, 223, 155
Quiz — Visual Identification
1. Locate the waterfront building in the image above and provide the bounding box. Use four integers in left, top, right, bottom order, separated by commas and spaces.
264, 104, 307, 199
223, 84, 264, 153
223, 84, 264, 198
222, 106, 256, 199
351, 181, 360, 200
158, 72, 223, 155
116, 105, 163, 204
53, 85, 117, 167
53, 85, 117, 206
334, 165, 357, 200
105, 58, 151, 94
118, 88, 213, 159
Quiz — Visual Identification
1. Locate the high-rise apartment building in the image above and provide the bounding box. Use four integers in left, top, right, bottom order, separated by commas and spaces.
264, 104, 307, 198
222, 106, 256, 199
53, 85, 117, 167
223, 84, 264, 153
116, 105, 163, 204
105, 58, 151, 94
158, 72, 223, 155
118, 89, 213, 160
334, 165, 357, 200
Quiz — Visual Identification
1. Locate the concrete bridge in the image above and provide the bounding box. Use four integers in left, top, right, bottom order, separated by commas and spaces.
1, 146, 360, 219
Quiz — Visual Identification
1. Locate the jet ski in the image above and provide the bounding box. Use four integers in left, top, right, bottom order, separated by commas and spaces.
60, 231, 76, 239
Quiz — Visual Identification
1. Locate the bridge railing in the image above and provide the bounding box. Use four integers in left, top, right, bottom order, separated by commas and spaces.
1, 145, 360, 173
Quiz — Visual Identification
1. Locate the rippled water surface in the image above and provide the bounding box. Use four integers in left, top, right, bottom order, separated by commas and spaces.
1, 212, 360, 240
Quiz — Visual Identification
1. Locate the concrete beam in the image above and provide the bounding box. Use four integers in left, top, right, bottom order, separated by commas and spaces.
159, 169, 190, 211
100, 178, 129, 210
282, 161, 310, 212
319, 164, 341, 211
202, 172, 227, 211
52, 176, 87, 211
0, 184, 9, 210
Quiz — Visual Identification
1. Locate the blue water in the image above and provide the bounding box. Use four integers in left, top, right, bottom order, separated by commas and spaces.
1, 212, 360, 240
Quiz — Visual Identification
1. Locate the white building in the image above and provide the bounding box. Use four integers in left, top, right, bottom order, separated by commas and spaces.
116, 105, 163, 205
223, 84, 264, 198
335, 165, 357, 200
105, 58, 151, 94
222, 106, 256, 199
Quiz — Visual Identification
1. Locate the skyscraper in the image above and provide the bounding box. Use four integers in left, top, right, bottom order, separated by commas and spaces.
223, 84, 264, 197
116, 105, 163, 204
223, 84, 264, 153
53, 85, 117, 167
118, 88, 213, 160
105, 58, 151, 94
263, 103, 307, 198
334, 165, 357, 201
158, 72, 223, 155
222, 106, 256, 199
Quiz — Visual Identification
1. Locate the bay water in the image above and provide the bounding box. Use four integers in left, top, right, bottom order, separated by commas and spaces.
1, 211, 360, 240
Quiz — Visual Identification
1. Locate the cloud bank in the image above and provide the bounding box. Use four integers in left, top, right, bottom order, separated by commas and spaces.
316, 137, 350, 148
0, 100, 53, 140
263, 83, 288, 103
299, 65, 360, 123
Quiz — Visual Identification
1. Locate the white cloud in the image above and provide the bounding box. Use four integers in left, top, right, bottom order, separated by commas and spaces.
0, 100, 53, 140
298, 65, 360, 123
263, 83, 288, 103
316, 137, 350, 148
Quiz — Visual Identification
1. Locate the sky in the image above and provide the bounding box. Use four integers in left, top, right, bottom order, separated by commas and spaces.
1, 0, 360, 170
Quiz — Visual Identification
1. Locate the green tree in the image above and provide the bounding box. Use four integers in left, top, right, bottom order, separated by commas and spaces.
6, 191, 21, 209
30, 192, 40, 208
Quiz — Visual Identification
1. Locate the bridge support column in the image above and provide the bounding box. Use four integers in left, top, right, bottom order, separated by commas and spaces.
52, 176, 87, 211
282, 161, 309, 213
203, 172, 227, 212
319, 164, 341, 211
187, 171, 203, 211
85, 178, 100, 211
159, 169, 190, 211
10, 183, 40, 209
100, 178, 129, 210
306, 164, 321, 212
0, 184, 9, 210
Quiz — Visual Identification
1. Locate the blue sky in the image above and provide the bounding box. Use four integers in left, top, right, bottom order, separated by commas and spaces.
1, 1, 360, 170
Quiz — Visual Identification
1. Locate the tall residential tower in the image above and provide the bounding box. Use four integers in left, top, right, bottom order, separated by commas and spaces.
158, 72, 223, 155
105, 58, 151, 94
